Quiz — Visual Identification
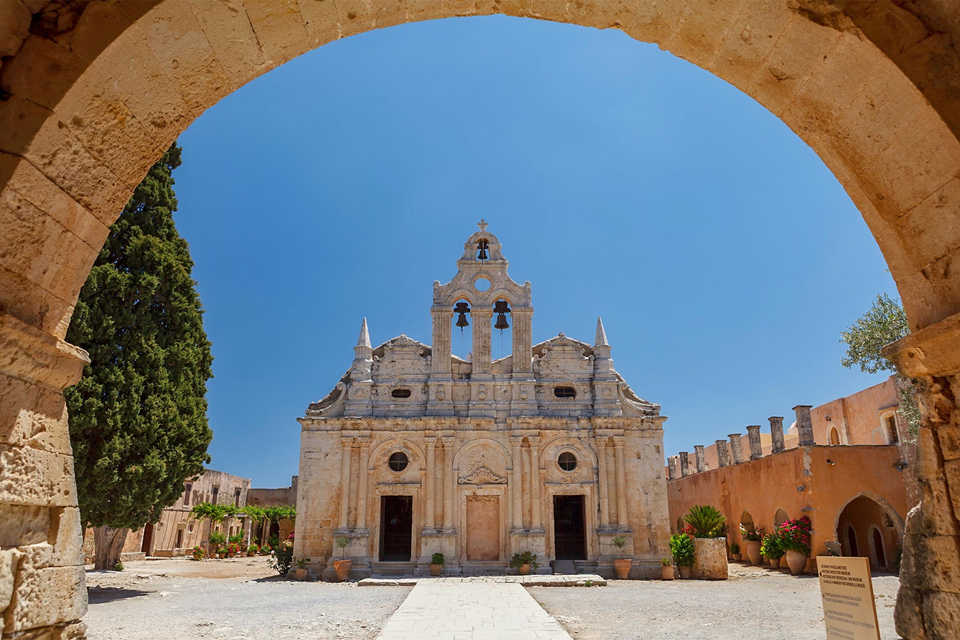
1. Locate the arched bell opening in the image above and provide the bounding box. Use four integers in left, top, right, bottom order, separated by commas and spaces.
450, 298, 473, 362
491, 298, 512, 362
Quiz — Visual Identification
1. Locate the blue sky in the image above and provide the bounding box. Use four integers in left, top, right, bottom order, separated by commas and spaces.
173, 16, 898, 488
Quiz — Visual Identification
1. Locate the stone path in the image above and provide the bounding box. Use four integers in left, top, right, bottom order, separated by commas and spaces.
376, 581, 573, 640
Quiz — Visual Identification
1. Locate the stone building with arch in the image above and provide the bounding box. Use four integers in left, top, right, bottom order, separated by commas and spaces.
294, 224, 669, 577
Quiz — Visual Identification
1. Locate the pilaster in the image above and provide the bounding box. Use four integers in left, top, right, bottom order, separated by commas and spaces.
769, 416, 785, 453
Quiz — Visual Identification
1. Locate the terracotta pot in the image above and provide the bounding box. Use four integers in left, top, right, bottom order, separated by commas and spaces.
768, 557, 779, 568
291, 568, 307, 581
678, 565, 692, 579
613, 558, 633, 580
731, 553, 740, 562
333, 559, 352, 582
744, 541, 761, 565
518, 563, 530, 575
786, 550, 807, 575
661, 565, 675, 580
430, 563, 443, 576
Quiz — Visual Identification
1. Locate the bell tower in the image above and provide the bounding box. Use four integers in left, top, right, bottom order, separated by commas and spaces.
428, 222, 534, 417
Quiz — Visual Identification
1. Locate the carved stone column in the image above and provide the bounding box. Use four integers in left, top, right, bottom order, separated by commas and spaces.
793, 405, 815, 446
614, 436, 628, 528
769, 416, 785, 453
510, 437, 523, 530
679, 451, 690, 477
339, 438, 353, 529
716, 440, 731, 467
0, 313, 89, 638
356, 439, 370, 530
511, 309, 533, 373
430, 308, 452, 374
442, 437, 456, 530
424, 437, 436, 530
597, 439, 611, 527
746, 425, 763, 460
883, 318, 960, 640
728, 433, 744, 464
530, 437, 542, 530
471, 308, 492, 375
694, 445, 705, 473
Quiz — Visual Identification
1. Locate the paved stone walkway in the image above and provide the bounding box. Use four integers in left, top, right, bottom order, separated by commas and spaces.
360, 574, 605, 587
376, 581, 573, 640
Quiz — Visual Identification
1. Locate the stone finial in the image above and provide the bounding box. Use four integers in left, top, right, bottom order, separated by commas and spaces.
793, 405, 815, 446
666, 457, 676, 480
769, 416, 785, 453
694, 445, 705, 472
716, 440, 731, 467
357, 317, 371, 348
746, 425, 763, 460
679, 451, 690, 477
728, 433, 744, 464
595, 316, 609, 346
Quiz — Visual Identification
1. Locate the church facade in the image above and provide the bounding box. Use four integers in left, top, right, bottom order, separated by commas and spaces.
294, 224, 670, 578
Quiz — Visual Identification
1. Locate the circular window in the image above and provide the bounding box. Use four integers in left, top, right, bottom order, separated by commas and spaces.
388, 452, 409, 472
558, 452, 577, 471
474, 277, 491, 291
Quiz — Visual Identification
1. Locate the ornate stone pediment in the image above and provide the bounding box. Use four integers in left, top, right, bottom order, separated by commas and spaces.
458, 465, 507, 485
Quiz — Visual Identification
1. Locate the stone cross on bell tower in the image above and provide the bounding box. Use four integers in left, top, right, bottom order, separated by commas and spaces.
427, 225, 534, 417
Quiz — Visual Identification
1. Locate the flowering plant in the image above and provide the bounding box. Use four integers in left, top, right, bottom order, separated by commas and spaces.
760, 533, 784, 559
739, 523, 762, 542
191, 546, 204, 560
260, 543, 272, 555
776, 516, 811, 555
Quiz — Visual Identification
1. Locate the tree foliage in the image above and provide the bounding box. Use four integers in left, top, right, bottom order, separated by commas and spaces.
66, 143, 213, 536
840, 293, 920, 436
840, 293, 908, 374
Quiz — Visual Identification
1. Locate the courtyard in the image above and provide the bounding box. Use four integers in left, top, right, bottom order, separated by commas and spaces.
83, 558, 900, 639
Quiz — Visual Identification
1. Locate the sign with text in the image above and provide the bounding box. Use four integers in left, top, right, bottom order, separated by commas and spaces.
817, 556, 881, 640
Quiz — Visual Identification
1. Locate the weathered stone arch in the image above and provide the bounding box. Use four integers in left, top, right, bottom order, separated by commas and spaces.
451, 438, 511, 472
834, 491, 905, 540
367, 437, 426, 471
0, 1, 959, 637
538, 434, 598, 469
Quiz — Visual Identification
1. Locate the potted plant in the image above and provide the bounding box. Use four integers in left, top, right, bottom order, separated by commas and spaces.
660, 557, 675, 580
777, 516, 812, 575
729, 542, 740, 562
191, 546, 204, 561
669, 533, 694, 579
760, 532, 784, 568
430, 552, 444, 577
332, 536, 352, 582
260, 543, 272, 555
217, 546, 227, 559
611, 535, 632, 579
739, 523, 762, 565
291, 557, 310, 581
509, 551, 538, 575
684, 505, 728, 580
209, 531, 226, 553
247, 544, 259, 557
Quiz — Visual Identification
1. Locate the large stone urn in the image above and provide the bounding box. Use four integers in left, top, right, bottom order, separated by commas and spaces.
744, 540, 761, 565
693, 538, 728, 580
785, 550, 807, 575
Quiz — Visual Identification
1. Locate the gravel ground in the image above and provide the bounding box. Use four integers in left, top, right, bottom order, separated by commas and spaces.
84, 558, 410, 640
530, 563, 902, 640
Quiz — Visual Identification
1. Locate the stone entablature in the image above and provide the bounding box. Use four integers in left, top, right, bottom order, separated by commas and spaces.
294, 225, 670, 578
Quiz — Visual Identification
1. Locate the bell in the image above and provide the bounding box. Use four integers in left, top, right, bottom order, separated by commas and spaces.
454, 302, 470, 332
477, 239, 489, 261
493, 300, 510, 331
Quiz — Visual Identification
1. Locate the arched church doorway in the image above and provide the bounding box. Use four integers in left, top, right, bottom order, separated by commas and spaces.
836, 494, 902, 572
1, 2, 959, 638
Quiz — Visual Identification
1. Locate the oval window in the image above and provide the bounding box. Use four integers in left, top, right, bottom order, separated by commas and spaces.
388, 452, 409, 472
558, 452, 577, 471
474, 277, 491, 291
554, 386, 576, 398
391, 388, 412, 398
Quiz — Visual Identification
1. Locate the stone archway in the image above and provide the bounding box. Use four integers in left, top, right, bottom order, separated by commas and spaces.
1, 2, 959, 638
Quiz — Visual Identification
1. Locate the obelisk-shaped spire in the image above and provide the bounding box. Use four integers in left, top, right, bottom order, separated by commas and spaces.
357, 317, 371, 348
595, 316, 609, 347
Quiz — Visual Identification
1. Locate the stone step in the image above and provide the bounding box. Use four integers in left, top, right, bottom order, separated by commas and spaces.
359, 574, 605, 587
552, 560, 576, 574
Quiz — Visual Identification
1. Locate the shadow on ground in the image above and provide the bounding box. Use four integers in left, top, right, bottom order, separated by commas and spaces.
88, 587, 152, 604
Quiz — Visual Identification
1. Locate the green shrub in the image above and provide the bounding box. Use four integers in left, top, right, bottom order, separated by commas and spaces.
509, 551, 538, 569
228, 534, 244, 544
112, 561, 124, 571
760, 533, 784, 560
730, 542, 740, 555
669, 534, 694, 567
684, 505, 726, 538
431, 552, 444, 565
271, 544, 294, 576
209, 532, 226, 546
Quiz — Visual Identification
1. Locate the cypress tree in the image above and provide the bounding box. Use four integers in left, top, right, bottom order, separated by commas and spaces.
65, 143, 213, 569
